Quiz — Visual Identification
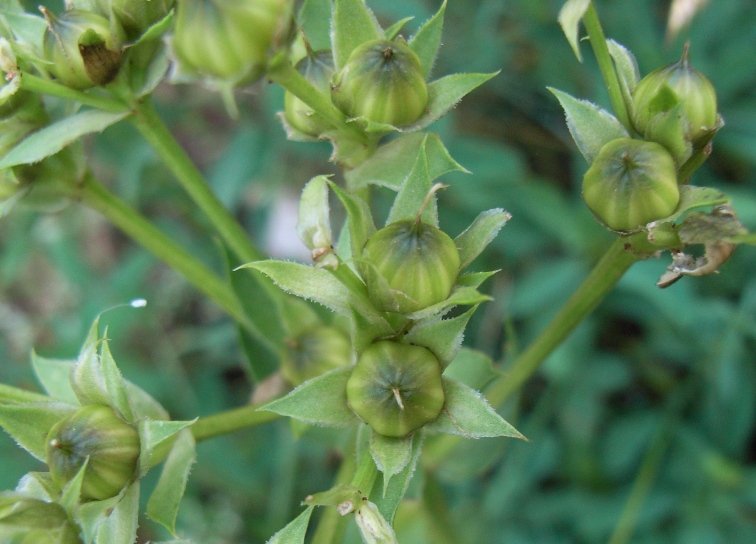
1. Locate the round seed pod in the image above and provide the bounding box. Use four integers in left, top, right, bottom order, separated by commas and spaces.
346, 341, 444, 437
582, 138, 680, 232
46, 404, 140, 502
361, 219, 460, 314
331, 39, 428, 126
632, 45, 717, 143
42, 9, 125, 90
284, 50, 335, 137
282, 326, 352, 385
171, 0, 292, 84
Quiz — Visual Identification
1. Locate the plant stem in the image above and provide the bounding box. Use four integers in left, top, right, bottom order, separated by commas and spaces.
424, 237, 642, 468
351, 449, 379, 497
75, 173, 262, 338
130, 99, 263, 263
583, 3, 633, 132
19, 73, 128, 113
311, 449, 357, 544
191, 403, 280, 442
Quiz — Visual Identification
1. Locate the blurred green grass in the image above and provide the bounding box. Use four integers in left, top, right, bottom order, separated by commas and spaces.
1, 0, 755, 542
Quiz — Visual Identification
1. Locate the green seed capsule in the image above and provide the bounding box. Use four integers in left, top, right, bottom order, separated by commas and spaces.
282, 326, 352, 385
172, 0, 292, 84
361, 219, 460, 314
346, 341, 444, 437
46, 404, 140, 502
284, 50, 335, 137
0, 498, 82, 544
582, 138, 680, 232
632, 44, 717, 143
95, 0, 174, 40
331, 39, 428, 127
42, 9, 124, 90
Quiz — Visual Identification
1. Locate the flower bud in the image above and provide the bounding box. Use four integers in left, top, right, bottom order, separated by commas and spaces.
284, 50, 335, 137
632, 44, 717, 144
346, 341, 444, 437
46, 404, 140, 502
331, 39, 428, 127
171, 0, 293, 85
582, 138, 680, 232
0, 497, 82, 544
42, 9, 125, 90
282, 326, 351, 385
361, 219, 460, 314
95, 0, 174, 40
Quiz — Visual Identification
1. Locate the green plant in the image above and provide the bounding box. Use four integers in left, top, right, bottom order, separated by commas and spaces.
0, 0, 754, 542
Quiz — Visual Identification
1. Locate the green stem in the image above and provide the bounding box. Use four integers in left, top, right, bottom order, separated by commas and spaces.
424, 237, 642, 468
130, 99, 263, 263
583, 3, 633, 131
19, 73, 128, 113
351, 449, 379, 497
311, 449, 357, 544
191, 403, 281, 442
75, 173, 260, 337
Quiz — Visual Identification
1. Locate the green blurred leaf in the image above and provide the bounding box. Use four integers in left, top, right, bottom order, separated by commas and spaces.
0, 401, 77, 461
147, 429, 196, 536
455, 209, 511, 270
548, 87, 629, 163
138, 419, 196, 475
387, 139, 436, 226
266, 506, 314, 544
328, 180, 376, 259
557, 0, 591, 61
59, 458, 88, 513
607, 39, 639, 110
373, 431, 423, 524
405, 286, 491, 321
455, 271, 498, 289
259, 367, 358, 427
30, 354, 78, 405
405, 306, 477, 366
384, 17, 413, 40
443, 348, 501, 391
409, 0, 446, 78
92, 482, 140, 544
298, 0, 331, 50
369, 431, 413, 495
331, 0, 382, 70
100, 339, 133, 422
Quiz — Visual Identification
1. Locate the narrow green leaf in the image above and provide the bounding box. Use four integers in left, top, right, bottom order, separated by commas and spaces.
454, 209, 511, 270
124, 381, 169, 422
650, 185, 729, 226
138, 419, 197, 475
548, 87, 629, 163
607, 39, 639, 98
30, 353, 78, 404
327, 180, 376, 259
405, 286, 491, 321
260, 367, 358, 427
369, 432, 413, 496
147, 429, 196, 536
384, 17, 413, 40
240, 261, 353, 316
331, 0, 383, 70
0, 110, 129, 169
60, 458, 88, 513
132, 10, 174, 45
0, 383, 50, 404
298, 0, 332, 51
443, 348, 501, 391
135, 43, 170, 98
405, 306, 477, 366
408, 72, 498, 132
266, 506, 314, 544
373, 431, 423, 524
387, 138, 436, 226
0, 401, 77, 461
557, 0, 591, 62
93, 482, 140, 544
3, 11, 47, 48
409, 0, 446, 78
70, 343, 110, 407
427, 378, 526, 439
455, 271, 498, 289
349, 304, 394, 355
100, 339, 133, 423
14, 472, 57, 501
297, 176, 334, 252
78, 489, 124, 544
729, 233, 756, 245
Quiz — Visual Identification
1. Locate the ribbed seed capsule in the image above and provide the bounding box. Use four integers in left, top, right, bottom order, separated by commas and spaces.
42, 9, 124, 90
331, 39, 428, 126
362, 219, 460, 314
46, 404, 140, 502
284, 50, 335, 137
582, 138, 680, 232
346, 341, 444, 437
282, 326, 351, 385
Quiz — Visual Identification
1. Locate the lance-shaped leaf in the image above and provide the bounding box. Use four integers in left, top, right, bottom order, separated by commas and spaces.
31, 353, 78, 405
0, 110, 129, 169
147, 429, 196, 536
0, 401, 77, 461
455, 271, 498, 289
78, 487, 125, 544
124, 381, 169, 422
370, 432, 414, 496
346, 132, 467, 191
384, 17, 413, 40
387, 139, 437, 226
59, 458, 88, 513
15, 472, 58, 502
427, 378, 526, 439
0, 383, 50, 404
349, 304, 394, 355
331, 0, 383, 70
408, 72, 498, 132
373, 431, 423, 524
549, 87, 630, 163
405, 286, 491, 321
297, 176, 334, 255
454, 209, 511, 270
100, 339, 133, 422
558, 0, 591, 61
409, 0, 446, 78
646, 185, 729, 228
138, 419, 197, 475
3, 10, 47, 49
259, 367, 359, 427
240, 261, 353, 316
405, 306, 477, 366
328, 180, 376, 258
266, 506, 314, 544
92, 481, 140, 544
298, 0, 331, 51
443, 348, 501, 391
607, 39, 639, 110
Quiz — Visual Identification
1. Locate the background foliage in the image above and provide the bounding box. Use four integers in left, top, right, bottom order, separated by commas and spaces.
2, 0, 755, 542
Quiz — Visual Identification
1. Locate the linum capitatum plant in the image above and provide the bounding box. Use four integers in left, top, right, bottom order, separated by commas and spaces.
0, 0, 753, 543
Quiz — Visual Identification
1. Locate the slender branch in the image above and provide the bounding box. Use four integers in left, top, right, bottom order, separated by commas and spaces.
311, 446, 357, 544
191, 403, 280, 442
19, 73, 128, 113
583, 3, 633, 131
351, 448, 379, 497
